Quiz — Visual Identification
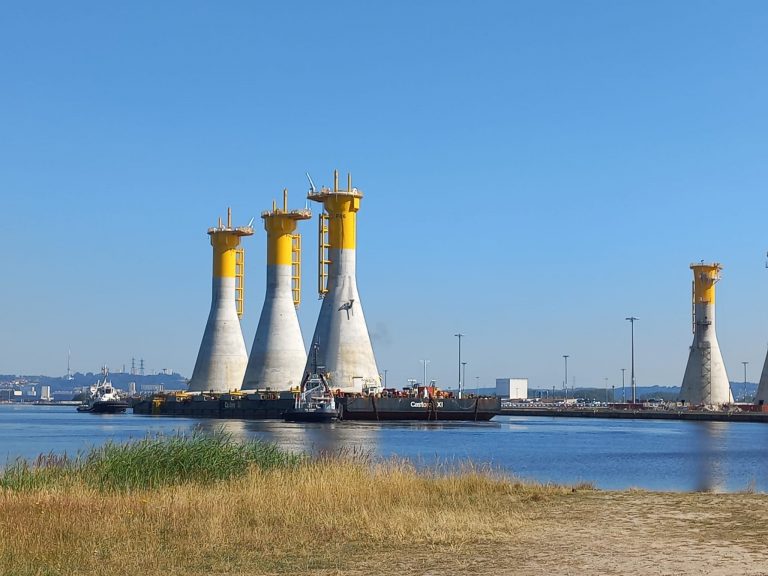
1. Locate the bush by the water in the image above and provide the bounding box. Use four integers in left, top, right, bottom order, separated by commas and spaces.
0, 431, 302, 491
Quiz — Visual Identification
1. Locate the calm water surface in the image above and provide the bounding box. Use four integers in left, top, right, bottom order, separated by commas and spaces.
2, 403, 767, 492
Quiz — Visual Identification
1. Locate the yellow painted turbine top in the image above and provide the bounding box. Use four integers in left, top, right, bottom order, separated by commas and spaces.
208, 207, 254, 278
690, 262, 722, 305
262, 189, 311, 266
307, 169, 362, 250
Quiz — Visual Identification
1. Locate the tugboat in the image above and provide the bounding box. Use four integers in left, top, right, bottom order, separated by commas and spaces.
76, 367, 129, 414
283, 344, 338, 423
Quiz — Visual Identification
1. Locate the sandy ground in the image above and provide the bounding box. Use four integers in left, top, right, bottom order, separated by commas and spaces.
296, 491, 768, 576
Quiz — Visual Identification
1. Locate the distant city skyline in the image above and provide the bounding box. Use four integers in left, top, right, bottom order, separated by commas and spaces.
1, 1, 767, 391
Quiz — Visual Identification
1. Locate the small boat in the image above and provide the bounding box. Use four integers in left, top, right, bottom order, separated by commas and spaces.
283, 344, 338, 423
76, 367, 129, 414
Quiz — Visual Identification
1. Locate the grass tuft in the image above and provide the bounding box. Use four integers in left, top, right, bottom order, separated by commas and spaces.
1, 431, 302, 491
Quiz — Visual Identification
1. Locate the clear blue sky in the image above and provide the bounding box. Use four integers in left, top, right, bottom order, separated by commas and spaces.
1, 1, 767, 390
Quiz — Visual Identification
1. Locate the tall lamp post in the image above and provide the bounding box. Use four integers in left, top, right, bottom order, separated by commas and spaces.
563, 355, 569, 401
742, 361, 749, 401
621, 368, 626, 403
461, 361, 467, 398
625, 317, 638, 404
454, 333, 464, 398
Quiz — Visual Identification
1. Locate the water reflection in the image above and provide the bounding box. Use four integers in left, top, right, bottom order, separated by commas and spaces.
692, 421, 728, 492
3, 406, 768, 492
190, 419, 383, 457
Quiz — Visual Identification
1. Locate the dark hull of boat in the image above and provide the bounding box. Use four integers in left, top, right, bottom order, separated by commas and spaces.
133, 394, 295, 419
338, 397, 500, 421
81, 401, 129, 414
134, 394, 500, 421
283, 409, 338, 423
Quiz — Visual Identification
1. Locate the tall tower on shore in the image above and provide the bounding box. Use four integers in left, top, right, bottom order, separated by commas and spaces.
188, 208, 253, 393
756, 348, 768, 406
679, 262, 733, 405
756, 253, 768, 406
305, 170, 380, 393
242, 190, 311, 391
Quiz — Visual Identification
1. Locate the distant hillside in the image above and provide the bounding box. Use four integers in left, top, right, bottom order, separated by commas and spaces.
0, 372, 188, 392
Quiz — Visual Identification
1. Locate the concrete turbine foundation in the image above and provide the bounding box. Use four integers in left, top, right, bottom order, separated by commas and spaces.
305, 170, 380, 394
242, 191, 311, 391
679, 262, 733, 406
187, 209, 253, 393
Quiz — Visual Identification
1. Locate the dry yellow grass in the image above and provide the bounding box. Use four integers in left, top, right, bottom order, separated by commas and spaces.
0, 458, 572, 576
2, 457, 767, 576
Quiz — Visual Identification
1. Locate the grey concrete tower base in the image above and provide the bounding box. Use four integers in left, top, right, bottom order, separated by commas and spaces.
242, 265, 306, 391
679, 302, 733, 405
188, 276, 248, 393
305, 248, 379, 393
755, 349, 768, 406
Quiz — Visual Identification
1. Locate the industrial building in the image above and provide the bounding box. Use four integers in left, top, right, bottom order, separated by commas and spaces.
496, 378, 528, 400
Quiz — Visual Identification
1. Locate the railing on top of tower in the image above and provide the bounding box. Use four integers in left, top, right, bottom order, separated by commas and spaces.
306, 170, 363, 201
207, 206, 255, 236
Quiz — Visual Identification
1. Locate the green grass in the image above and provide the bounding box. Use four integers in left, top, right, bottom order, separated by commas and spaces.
0, 431, 303, 491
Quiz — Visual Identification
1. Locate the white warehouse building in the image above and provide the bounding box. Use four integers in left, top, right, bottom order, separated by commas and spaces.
496, 378, 528, 400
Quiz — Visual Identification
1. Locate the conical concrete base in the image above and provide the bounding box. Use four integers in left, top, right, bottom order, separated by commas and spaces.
679, 303, 732, 405
755, 349, 768, 406
306, 249, 379, 393
242, 266, 306, 391
188, 277, 248, 393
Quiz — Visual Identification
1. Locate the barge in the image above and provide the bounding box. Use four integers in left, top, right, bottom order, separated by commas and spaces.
133, 390, 501, 421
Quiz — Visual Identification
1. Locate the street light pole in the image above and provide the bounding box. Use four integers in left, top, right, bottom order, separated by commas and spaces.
742, 361, 749, 401
454, 333, 464, 398
621, 368, 626, 403
604, 377, 609, 403
563, 355, 569, 401
383, 369, 388, 389
626, 317, 638, 404
461, 362, 467, 398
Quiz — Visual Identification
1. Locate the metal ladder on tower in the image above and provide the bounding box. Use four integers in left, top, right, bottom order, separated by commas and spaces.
235, 248, 245, 319
291, 234, 302, 307
700, 341, 712, 405
318, 211, 330, 298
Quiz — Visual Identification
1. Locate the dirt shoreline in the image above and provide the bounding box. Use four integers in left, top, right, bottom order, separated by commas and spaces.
309, 491, 768, 576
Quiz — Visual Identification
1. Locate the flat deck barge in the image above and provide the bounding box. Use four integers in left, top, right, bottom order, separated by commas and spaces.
499, 407, 768, 423
133, 392, 501, 421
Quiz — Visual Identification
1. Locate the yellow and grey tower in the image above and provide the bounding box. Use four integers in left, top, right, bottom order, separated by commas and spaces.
242, 190, 311, 391
679, 262, 733, 405
305, 170, 380, 393
187, 209, 253, 393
